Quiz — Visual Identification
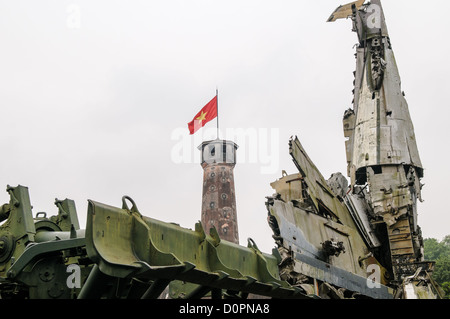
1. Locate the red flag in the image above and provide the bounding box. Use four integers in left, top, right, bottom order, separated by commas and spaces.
187, 95, 218, 135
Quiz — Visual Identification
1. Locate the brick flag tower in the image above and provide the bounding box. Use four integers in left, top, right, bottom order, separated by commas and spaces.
198, 139, 239, 244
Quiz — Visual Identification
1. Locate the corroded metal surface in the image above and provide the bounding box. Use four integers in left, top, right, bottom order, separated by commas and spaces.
336, 0, 425, 283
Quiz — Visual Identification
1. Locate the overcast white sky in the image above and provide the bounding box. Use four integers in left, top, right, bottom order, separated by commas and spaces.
0, 0, 449, 253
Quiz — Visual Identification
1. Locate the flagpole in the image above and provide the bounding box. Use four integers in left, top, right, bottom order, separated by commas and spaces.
216, 87, 219, 140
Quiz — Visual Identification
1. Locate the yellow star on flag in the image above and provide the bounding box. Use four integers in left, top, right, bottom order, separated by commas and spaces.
196, 111, 207, 122
187, 95, 218, 135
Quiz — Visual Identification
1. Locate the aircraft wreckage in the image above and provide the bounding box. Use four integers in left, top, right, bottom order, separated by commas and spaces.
0, 0, 444, 299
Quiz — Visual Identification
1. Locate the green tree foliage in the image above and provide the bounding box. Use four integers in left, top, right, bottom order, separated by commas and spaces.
424, 236, 450, 299
441, 282, 450, 298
